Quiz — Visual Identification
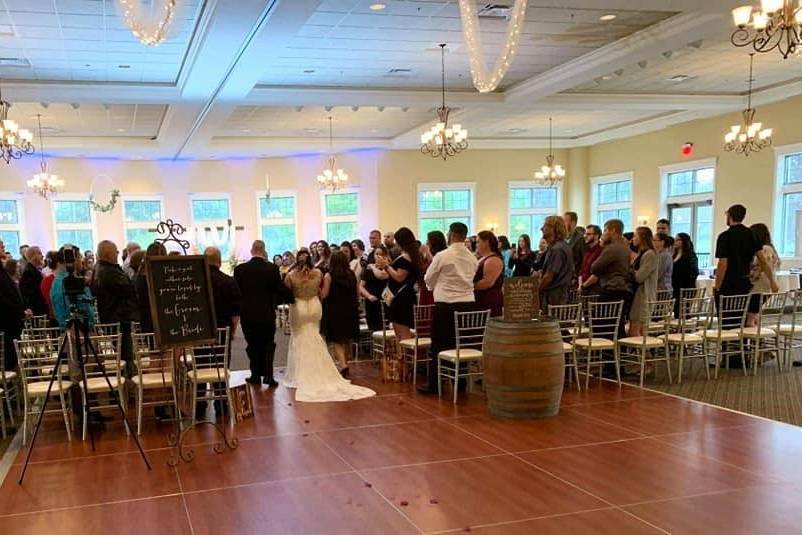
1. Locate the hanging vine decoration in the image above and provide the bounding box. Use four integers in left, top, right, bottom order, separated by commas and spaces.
89, 189, 121, 213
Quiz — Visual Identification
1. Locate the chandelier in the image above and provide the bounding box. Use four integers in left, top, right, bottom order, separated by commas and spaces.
534, 118, 565, 186
316, 116, 348, 191
724, 54, 772, 156
420, 44, 468, 160
0, 86, 34, 164
117, 0, 176, 47
458, 0, 527, 93
27, 114, 63, 199
731, 0, 802, 59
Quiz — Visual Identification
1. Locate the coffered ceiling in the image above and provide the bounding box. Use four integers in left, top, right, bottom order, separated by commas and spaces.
0, 0, 798, 160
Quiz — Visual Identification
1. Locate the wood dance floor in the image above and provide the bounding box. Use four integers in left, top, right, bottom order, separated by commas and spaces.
1, 363, 800, 534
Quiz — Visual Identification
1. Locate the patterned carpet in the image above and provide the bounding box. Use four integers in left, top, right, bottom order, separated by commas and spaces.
627, 357, 802, 427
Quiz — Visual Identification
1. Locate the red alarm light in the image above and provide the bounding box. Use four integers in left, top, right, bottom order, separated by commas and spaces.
681, 142, 694, 157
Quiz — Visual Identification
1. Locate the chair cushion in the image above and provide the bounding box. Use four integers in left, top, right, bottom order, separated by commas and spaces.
0, 371, 17, 382
695, 329, 739, 341
79, 376, 125, 392
574, 337, 615, 349
188, 368, 230, 383
618, 336, 665, 348
659, 333, 703, 344
372, 330, 396, 340
562, 342, 574, 353
437, 348, 483, 362
26, 380, 71, 395
741, 326, 776, 338
399, 337, 432, 349
776, 324, 800, 337
132, 373, 174, 387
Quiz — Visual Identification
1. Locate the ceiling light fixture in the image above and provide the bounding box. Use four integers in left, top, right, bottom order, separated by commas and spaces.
420, 44, 468, 160
369, 3, 387, 11
0, 83, 34, 164
534, 117, 565, 186
458, 0, 527, 92
317, 116, 348, 191
117, 0, 176, 47
600, 14, 617, 21
731, 0, 802, 59
27, 114, 62, 198
724, 53, 772, 156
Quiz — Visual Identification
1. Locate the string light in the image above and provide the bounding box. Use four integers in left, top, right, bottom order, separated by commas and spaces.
117, 0, 176, 47
457, 0, 528, 93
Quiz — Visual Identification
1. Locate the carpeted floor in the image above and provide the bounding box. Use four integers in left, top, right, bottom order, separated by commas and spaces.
626, 356, 802, 427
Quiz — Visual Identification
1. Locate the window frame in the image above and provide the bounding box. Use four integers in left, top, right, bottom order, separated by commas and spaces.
256, 190, 298, 256
416, 182, 476, 237
0, 192, 25, 254
51, 194, 96, 253
773, 142, 802, 259
320, 187, 360, 244
121, 195, 164, 246
507, 180, 561, 238
590, 172, 633, 229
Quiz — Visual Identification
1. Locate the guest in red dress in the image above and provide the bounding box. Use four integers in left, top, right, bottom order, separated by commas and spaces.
474, 231, 504, 317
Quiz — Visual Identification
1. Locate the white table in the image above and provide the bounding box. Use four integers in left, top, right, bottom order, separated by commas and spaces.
696, 271, 801, 293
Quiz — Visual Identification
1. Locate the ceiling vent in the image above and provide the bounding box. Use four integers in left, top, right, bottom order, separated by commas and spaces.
0, 57, 30, 68
478, 4, 512, 20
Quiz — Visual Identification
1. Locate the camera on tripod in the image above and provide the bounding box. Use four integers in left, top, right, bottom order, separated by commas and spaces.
60, 246, 94, 314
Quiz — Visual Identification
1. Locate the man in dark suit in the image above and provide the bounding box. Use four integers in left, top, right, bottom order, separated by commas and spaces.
234, 240, 293, 386
19, 246, 48, 317
0, 262, 30, 370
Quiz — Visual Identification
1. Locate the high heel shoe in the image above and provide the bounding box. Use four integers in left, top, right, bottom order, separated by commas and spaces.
339, 367, 350, 379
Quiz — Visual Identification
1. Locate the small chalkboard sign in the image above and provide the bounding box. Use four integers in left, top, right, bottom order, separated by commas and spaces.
503, 275, 540, 321
145, 255, 217, 349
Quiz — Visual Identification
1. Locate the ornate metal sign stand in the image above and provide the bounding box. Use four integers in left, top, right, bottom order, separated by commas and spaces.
152, 219, 239, 465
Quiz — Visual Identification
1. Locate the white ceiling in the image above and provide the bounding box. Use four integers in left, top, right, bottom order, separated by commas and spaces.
0, 0, 799, 160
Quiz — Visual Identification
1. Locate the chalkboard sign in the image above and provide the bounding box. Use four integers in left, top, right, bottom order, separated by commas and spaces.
503, 275, 540, 321
145, 255, 217, 349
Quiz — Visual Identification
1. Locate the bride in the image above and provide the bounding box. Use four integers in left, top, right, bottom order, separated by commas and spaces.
282, 249, 375, 402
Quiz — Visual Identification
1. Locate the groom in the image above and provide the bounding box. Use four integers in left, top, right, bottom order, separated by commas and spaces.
234, 240, 294, 386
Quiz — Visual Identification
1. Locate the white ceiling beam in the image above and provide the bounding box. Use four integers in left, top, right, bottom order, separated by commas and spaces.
245, 86, 505, 108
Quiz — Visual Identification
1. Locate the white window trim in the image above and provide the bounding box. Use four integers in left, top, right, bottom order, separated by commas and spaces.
507, 180, 562, 237
320, 188, 360, 242
773, 142, 802, 259
189, 193, 233, 254
256, 190, 298, 253
659, 157, 717, 210
590, 172, 633, 228
121, 195, 164, 243
51, 194, 96, 252
0, 191, 25, 249
416, 182, 476, 236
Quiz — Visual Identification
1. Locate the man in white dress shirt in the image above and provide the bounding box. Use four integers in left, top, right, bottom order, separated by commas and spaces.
419, 222, 479, 394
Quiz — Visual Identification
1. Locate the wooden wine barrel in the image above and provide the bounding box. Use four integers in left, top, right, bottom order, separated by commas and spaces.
483, 317, 564, 419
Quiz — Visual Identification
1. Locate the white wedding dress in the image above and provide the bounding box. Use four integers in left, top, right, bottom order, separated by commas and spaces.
282, 269, 375, 403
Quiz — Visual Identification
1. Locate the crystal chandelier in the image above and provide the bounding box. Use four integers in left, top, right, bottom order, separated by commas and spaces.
117, 0, 176, 47
731, 0, 802, 59
420, 44, 468, 160
27, 114, 63, 199
0, 86, 34, 164
534, 118, 565, 186
316, 116, 348, 191
457, 0, 527, 93
724, 54, 772, 156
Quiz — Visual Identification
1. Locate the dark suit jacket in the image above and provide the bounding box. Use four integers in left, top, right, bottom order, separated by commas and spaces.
19, 263, 48, 316
0, 267, 25, 341
94, 260, 139, 324
233, 257, 293, 325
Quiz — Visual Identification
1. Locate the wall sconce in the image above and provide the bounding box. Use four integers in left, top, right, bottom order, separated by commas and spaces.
487, 222, 499, 233
637, 215, 649, 226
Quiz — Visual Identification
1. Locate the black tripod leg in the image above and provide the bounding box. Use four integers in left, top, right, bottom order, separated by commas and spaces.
18, 333, 72, 485
75, 324, 97, 452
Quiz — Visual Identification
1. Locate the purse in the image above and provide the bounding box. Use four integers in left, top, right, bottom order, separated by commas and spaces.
381, 284, 408, 307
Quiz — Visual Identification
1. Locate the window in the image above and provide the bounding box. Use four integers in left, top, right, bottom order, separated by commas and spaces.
53, 198, 95, 253
591, 173, 632, 229
775, 145, 802, 257
122, 197, 163, 247
191, 195, 232, 259
417, 183, 474, 237
660, 158, 716, 269
508, 182, 559, 238
321, 190, 359, 244
0, 195, 23, 255
258, 192, 297, 256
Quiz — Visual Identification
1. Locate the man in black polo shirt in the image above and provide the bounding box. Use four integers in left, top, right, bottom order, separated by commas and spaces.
714, 204, 777, 297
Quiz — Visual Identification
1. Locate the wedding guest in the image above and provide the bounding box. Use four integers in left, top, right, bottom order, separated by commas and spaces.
19, 246, 48, 317
340, 241, 356, 263
42, 250, 57, 277
564, 211, 587, 278
420, 231, 447, 307
383, 227, 421, 343
474, 231, 504, 317
272, 254, 283, 267
50, 246, 94, 330
4, 258, 20, 284
420, 222, 478, 394
579, 224, 602, 295
654, 233, 674, 292
315, 240, 331, 272
509, 234, 535, 277
348, 240, 365, 280
498, 235, 513, 278
122, 242, 141, 279
538, 216, 574, 310
351, 239, 366, 262
0, 255, 30, 370
591, 219, 633, 338
747, 223, 781, 326
321, 251, 360, 378
40, 252, 59, 319
359, 245, 389, 332
95, 240, 139, 364
309, 241, 320, 265
135, 242, 167, 333
628, 227, 658, 337
532, 237, 549, 272
672, 232, 700, 315
656, 218, 671, 237
383, 231, 401, 259
18, 244, 28, 272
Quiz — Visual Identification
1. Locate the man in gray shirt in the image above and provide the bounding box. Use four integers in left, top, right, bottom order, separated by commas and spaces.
539, 215, 574, 311
591, 218, 633, 338
654, 233, 674, 292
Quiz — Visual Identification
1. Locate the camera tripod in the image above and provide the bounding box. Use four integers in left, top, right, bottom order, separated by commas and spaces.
18, 305, 151, 485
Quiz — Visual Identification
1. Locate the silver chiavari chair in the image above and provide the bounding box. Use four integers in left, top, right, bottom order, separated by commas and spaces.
73, 332, 126, 441
187, 327, 232, 425
549, 303, 582, 390
0, 333, 20, 433
437, 309, 491, 404
743, 292, 788, 375
132, 332, 178, 435
662, 296, 713, 383
399, 304, 434, 386
699, 294, 750, 379
574, 300, 624, 388
23, 315, 50, 330
618, 299, 674, 387
777, 290, 802, 370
